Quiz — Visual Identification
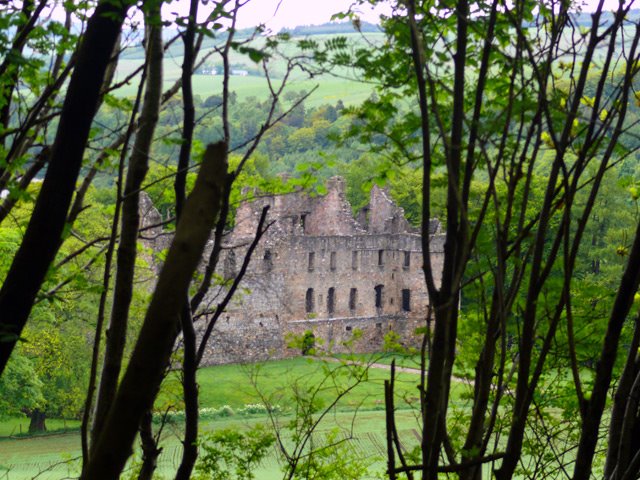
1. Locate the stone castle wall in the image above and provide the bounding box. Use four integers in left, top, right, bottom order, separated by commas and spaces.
141, 177, 444, 365
193, 177, 444, 365
199, 314, 422, 365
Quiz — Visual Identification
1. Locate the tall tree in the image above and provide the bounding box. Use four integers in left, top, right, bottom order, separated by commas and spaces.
81, 142, 228, 480
0, 0, 134, 374
91, 0, 164, 449
78, 1, 317, 475
323, 0, 640, 478
174, 1, 202, 478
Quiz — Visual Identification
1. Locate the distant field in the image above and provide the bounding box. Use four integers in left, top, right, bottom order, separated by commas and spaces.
0, 418, 79, 438
114, 70, 374, 108
114, 32, 379, 107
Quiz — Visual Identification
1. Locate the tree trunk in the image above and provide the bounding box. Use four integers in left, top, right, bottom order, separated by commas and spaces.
174, 2, 200, 478
175, 306, 199, 480
92, 2, 163, 449
0, 0, 133, 376
138, 411, 161, 480
28, 409, 46, 434
81, 143, 228, 480
573, 218, 640, 479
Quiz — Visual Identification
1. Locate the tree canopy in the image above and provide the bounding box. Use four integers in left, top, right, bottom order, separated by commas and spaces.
2, 0, 640, 479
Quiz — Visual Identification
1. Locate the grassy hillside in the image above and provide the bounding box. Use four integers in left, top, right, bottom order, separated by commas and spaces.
114, 32, 380, 107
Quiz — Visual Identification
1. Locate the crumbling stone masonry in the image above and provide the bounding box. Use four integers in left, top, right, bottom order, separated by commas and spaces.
195, 177, 445, 365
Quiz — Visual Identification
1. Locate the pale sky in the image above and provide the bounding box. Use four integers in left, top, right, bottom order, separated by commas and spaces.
45, 0, 386, 32
235, 0, 389, 30
162, 0, 390, 32
47, 0, 634, 31
161, 0, 631, 34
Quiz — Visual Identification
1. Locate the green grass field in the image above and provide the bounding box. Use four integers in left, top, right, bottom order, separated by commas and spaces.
113, 69, 374, 108
114, 31, 378, 107
1, 357, 452, 479
194, 356, 469, 411
196, 356, 424, 410
0, 418, 79, 438
0, 410, 425, 480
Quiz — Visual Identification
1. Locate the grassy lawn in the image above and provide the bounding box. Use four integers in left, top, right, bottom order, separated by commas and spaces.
0, 409, 423, 480
332, 352, 476, 380
0, 418, 80, 438
197, 356, 404, 410
155, 356, 472, 413
333, 351, 425, 369
0, 357, 473, 479
0, 432, 82, 480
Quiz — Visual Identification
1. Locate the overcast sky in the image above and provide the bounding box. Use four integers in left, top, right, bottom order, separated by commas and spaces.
234, 0, 389, 30
160, 0, 629, 33
162, 0, 388, 32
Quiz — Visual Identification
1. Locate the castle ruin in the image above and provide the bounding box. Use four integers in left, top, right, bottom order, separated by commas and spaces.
194, 176, 445, 365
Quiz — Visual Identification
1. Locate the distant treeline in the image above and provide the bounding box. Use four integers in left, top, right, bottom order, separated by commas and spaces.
280, 21, 381, 36
524, 8, 640, 27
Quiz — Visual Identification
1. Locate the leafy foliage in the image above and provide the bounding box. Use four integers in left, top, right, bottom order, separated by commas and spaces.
0, 353, 43, 418
194, 425, 275, 480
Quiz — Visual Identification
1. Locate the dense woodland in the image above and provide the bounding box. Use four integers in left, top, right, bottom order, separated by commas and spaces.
2, 0, 640, 479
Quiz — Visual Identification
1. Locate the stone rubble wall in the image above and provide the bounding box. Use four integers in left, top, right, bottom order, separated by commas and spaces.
199, 314, 424, 365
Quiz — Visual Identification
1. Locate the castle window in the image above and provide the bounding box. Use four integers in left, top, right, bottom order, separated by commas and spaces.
403, 251, 410, 269
306, 288, 315, 313
349, 288, 357, 312
330, 251, 337, 271
263, 249, 272, 272
352, 251, 358, 270
224, 250, 236, 279
378, 249, 384, 266
308, 252, 315, 271
300, 214, 307, 233
327, 287, 335, 317
346, 325, 352, 332
402, 289, 411, 312
375, 284, 384, 312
